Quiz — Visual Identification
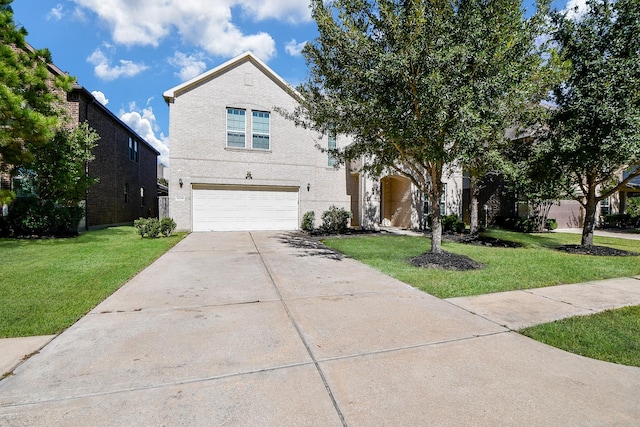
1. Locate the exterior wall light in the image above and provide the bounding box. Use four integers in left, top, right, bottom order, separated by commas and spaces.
307, 183, 311, 191
179, 178, 183, 188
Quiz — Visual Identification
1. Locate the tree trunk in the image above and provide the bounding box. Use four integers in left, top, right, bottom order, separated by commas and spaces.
581, 185, 598, 247
469, 175, 479, 235
429, 186, 443, 254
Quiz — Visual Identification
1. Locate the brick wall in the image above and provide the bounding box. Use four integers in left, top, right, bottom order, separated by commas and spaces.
68, 90, 158, 228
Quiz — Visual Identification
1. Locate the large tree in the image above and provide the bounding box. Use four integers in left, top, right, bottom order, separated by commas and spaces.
291, 0, 551, 253
544, 0, 640, 246
0, 0, 72, 168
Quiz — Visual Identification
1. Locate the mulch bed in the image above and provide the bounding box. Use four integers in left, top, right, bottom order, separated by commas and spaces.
556, 245, 638, 257
410, 251, 484, 271
442, 233, 523, 248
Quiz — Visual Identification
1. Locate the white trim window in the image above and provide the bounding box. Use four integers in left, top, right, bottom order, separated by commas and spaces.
252, 111, 270, 150
440, 183, 447, 215
227, 108, 246, 148
600, 197, 611, 216
328, 133, 337, 167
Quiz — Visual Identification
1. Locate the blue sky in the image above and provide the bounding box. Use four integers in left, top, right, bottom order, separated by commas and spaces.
11, 0, 581, 166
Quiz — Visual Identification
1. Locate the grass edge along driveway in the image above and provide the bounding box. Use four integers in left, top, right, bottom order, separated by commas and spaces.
323, 230, 640, 367
0, 226, 185, 338
322, 230, 640, 299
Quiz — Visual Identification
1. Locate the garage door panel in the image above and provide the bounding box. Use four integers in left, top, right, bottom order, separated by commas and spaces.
192, 187, 299, 231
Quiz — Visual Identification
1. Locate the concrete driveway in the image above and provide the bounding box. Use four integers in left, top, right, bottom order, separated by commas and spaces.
1, 231, 639, 425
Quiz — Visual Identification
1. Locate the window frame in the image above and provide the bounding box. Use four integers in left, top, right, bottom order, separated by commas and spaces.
128, 137, 139, 162
327, 133, 337, 167
251, 110, 270, 150
226, 108, 247, 148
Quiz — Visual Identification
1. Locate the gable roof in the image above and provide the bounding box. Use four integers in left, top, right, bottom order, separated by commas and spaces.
163, 51, 302, 104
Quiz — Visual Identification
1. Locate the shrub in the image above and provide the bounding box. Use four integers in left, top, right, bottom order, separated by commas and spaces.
321, 206, 351, 234
135, 217, 176, 238
441, 214, 465, 233
626, 197, 640, 218
301, 211, 315, 232
600, 213, 635, 229
6, 197, 82, 237
160, 217, 176, 237
496, 216, 546, 233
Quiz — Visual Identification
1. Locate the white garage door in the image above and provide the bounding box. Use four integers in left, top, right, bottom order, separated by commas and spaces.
192, 185, 299, 231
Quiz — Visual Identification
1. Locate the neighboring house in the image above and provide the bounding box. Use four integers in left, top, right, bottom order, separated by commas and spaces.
163, 51, 463, 232
64, 80, 160, 229
1, 48, 159, 229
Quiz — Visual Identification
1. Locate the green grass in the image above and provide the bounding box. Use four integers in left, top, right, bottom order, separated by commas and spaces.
520, 306, 640, 367
322, 230, 640, 298
0, 227, 185, 338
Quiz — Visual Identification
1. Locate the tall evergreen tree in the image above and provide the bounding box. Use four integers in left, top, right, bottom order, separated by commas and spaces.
0, 0, 72, 168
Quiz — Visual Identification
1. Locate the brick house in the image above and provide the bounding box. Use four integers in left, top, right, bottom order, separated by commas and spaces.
65, 81, 160, 228
163, 51, 463, 232
2, 49, 159, 229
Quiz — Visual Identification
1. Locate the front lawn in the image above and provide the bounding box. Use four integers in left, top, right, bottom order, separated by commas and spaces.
0, 227, 185, 338
322, 230, 640, 298
520, 306, 640, 367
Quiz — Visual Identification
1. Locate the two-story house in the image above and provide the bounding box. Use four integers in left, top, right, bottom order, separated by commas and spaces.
2, 48, 159, 230
163, 52, 463, 232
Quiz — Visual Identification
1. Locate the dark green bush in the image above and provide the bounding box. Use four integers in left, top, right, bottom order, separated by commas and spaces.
600, 213, 635, 229
321, 206, 351, 234
545, 218, 558, 230
496, 216, 545, 233
160, 217, 176, 237
5, 197, 82, 237
441, 214, 465, 233
135, 217, 176, 238
626, 197, 640, 218
301, 211, 315, 232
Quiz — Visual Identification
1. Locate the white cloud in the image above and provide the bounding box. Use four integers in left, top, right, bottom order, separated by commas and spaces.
168, 51, 208, 81
91, 90, 109, 106
238, 0, 312, 23
285, 39, 307, 57
564, 0, 588, 20
71, 0, 311, 61
120, 104, 170, 166
47, 4, 64, 21
87, 47, 148, 81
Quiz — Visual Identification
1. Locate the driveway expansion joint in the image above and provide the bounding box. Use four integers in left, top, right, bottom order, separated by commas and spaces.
250, 232, 348, 427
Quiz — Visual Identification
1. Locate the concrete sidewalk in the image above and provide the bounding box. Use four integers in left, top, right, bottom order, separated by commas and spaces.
447, 277, 640, 330
1, 231, 640, 425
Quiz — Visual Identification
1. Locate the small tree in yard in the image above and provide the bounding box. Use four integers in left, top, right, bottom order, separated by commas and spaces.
288, 0, 552, 253
23, 122, 99, 207
542, 0, 640, 246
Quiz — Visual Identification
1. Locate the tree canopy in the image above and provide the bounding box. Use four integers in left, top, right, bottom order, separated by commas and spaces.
543, 0, 640, 246
292, 0, 552, 252
0, 0, 73, 168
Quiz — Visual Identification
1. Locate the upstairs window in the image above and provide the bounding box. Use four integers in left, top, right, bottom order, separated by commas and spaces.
328, 133, 337, 167
440, 183, 447, 215
128, 137, 139, 162
227, 108, 246, 148
252, 111, 270, 150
